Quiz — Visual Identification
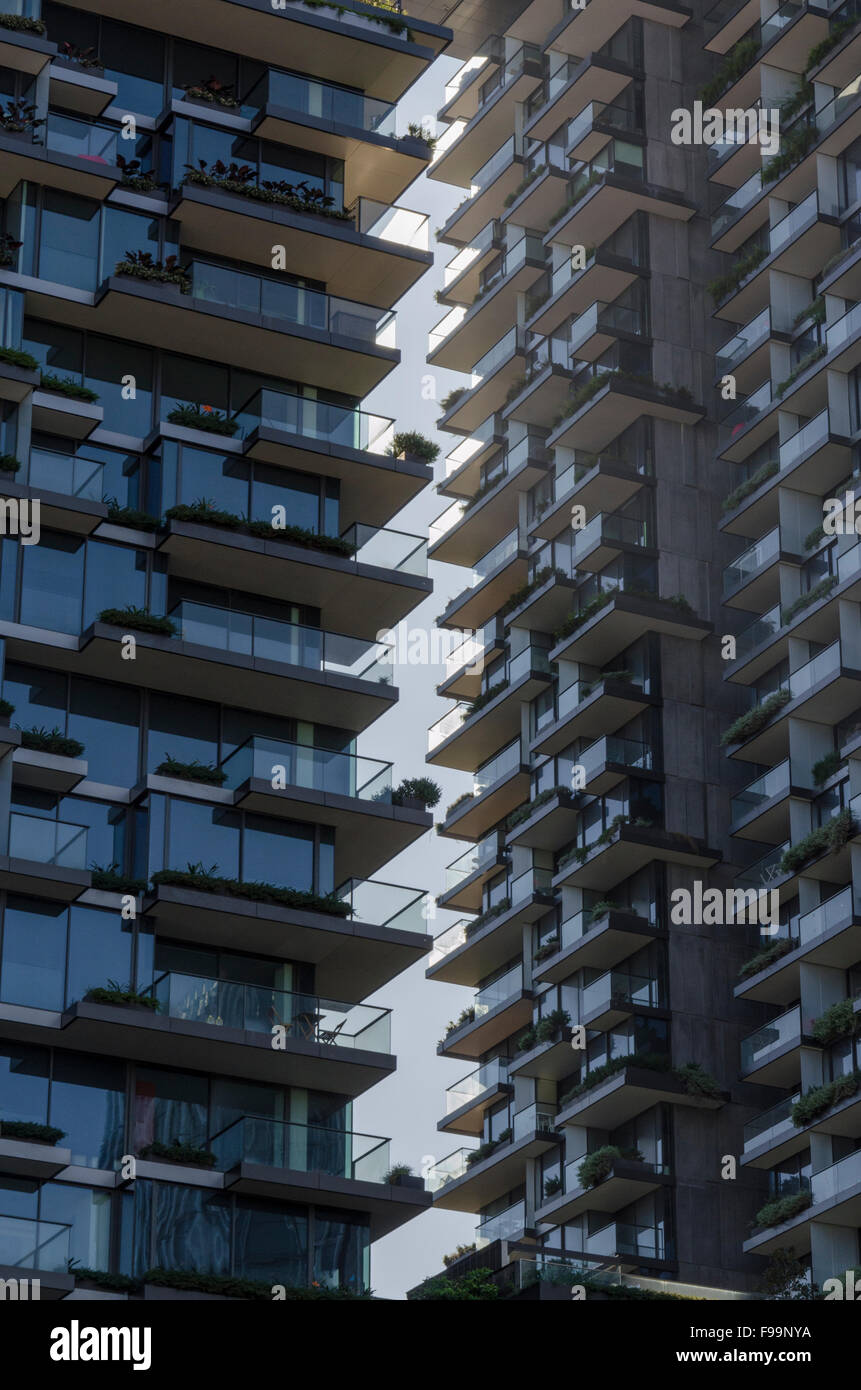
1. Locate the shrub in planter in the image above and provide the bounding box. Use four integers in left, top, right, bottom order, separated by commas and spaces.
181, 76, 239, 108
543, 1174, 563, 1198
502, 566, 567, 616
246, 518, 355, 556
18, 725, 84, 758
577, 1145, 643, 1189
465, 898, 510, 937
116, 155, 160, 192
98, 606, 178, 637
0, 1119, 65, 1145
812, 751, 841, 786
779, 809, 855, 874
586, 899, 620, 925
39, 371, 99, 402
115, 250, 191, 292
739, 937, 793, 980
517, 1025, 537, 1052
559, 1051, 671, 1108
150, 862, 352, 917
57, 41, 102, 69
0, 345, 37, 370
0, 14, 46, 34
554, 587, 617, 641
89, 863, 148, 894
0, 697, 14, 717
154, 755, 227, 786
0, 453, 21, 472
0, 98, 43, 133
84, 981, 159, 1011
442, 1244, 477, 1267
143, 1268, 276, 1301
104, 498, 162, 532
534, 935, 560, 963
675, 1061, 721, 1097
753, 1190, 811, 1230
535, 1008, 570, 1043
386, 431, 440, 463
792, 1070, 861, 1127
140, 1139, 216, 1168
721, 689, 791, 746
71, 1267, 137, 1293
409, 1269, 500, 1301
811, 997, 859, 1046
384, 1163, 418, 1185
781, 575, 837, 625
707, 244, 767, 304
165, 402, 238, 436
721, 458, 778, 513
440, 387, 465, 411
391, 776, 441, 808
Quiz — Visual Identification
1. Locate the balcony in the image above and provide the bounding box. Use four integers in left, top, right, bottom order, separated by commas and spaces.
742, 1093, 805, 1168
0, 111, 122, 201
439, 326, 529, 433
429, 873, 554, 988
428, 1120, 561, 1212
581, 968, 663, 1030
211, 1116, 429, 1238
142, 875, 431, 1000
0, 1215, 73, 1298
534, 908, 663, 985
440, 1059, 513, 1136
0, 809, 90, 901
536, 1155, 669, 1226
715, 307, 780, 392
429, 437, 551, 566
437, 831, 508, 913
739, 1004, 809, 1085
157, 515, 429, 640
439, 137, 526, 245
531, 672, 653, 759
571, 511, 651, 573
437, 962, 533, 1058
429, 42, 544, 189
525, 51, 637, 143
0, 7, 53, 77
437, 528, 528, 632
578, 734, 654, 795
217, 736, 429, 880
429, 234, 546, 372
568, 1218, 673, 1270
550, 588, 710, 667
729, 758, 812, 842
549, 371, 703, 456
427, 647, 552, 771
504, 787, 580, 853
722, 526, 794, 611
554, 815, 718, 894
230, 387, 426, 530
736, 886, 861, 1004
439, 738, 530, 841
60, 972, 394, 1096
544, 159, 695, 256
556, 1059, 725, 1130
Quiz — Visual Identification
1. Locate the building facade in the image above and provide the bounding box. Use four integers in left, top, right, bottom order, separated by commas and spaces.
0, 0, 448, 1299
419, 0, 861, 1299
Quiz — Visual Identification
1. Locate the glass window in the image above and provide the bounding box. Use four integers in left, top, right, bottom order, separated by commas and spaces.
100, 207, 161, 284
100, 17, 165, 117
49, 1051, 125, 1169
233, 1195, 307, 1283
39, 191, 100, 292
0, 1041, 49, 1126
242, 816, 314, 891
161, 354, 229, 419
69, 676, 140, 787
146, 1181, 231, 1276
133, 1065, 208, 1153
147, 692, 219, 775
0, 897, 67, 1011
18, 531, 84, 634
41, 1181, 112, 1271
175, 445, 249, 516
66, 903, 133, 1007
2, 663, 67, 731
164, 800, 241, 879
58, 798, 128, 879
313, 1208, 369, 1291
84, 336, 153, 437
22, 319, 83, 381
83, 540, 148, 628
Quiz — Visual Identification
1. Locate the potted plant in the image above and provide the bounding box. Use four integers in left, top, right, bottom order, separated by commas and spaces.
116, 155, 160, 194
391, 776, 442, 810
181, 75, 240, 109
0, 99, 44, 135
56, 41, 103, 70
384, 1163, 424, 1189
0, 232, 21, 267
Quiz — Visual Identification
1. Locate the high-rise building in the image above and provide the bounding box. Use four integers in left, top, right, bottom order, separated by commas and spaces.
417, 0, 861, 1301
0, 0, 449, 1300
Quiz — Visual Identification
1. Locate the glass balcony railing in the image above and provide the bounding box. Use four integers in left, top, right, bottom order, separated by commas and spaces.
513, 1104, 555, 1140
232, 387, 394, 454
743, 1093, 800, 1149
8, 812, 87, 868
444, 630, 485, 679
476, 1198, 524, 1246
811, 1146, 861, 1206
567, 99, 642, 149
428, 499, 466, 547
731, 759, 791, 823
209, 1116, 392, 1183
734, 604, 781, 661
471, 528, 520, 586
716, 308, 771, 374
444, 832, 505, 891
475, 963, 522, 1018
426, 1148, 472, 1190
796, 886, 856, 945
770, 191, 821, 253
740, 1004, 801, 1072
189, 260, 395, 348
334, 877, 428, 932
735, 839, 791, 890
471, 326, 524, 386
471, 137, 518, 197
571, 511, 648, 560
170, 601, 392, 682
0, 1215, 71, 1275
340, 522, 427, 576
44, 112, 118, 165
586, 1220, 669, 1261
428, 919, 468, 966
352, 197, 430, 251
761, 0, 802, 46
787, 639, 840, 699
581, 969, 662, 1018
723, 527, 781, 595
219, 736, 392, 802
827, 299, 861, 353
446, 1058, 510, 1113
149, 971, 391, 1051
580, 735, 653, 779
428, 703, 469, 751
243, 69, 397, 136
779, 409, 829, 470
711, 171, 762, 239
510, 865, 553, 904
720, 380, 772, 444
444, 220, 501, 287
474, 738, 521, 795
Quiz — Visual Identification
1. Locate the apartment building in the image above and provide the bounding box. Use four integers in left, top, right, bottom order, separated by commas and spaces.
0, 0, 449, 1299
415, 0, 861, 1300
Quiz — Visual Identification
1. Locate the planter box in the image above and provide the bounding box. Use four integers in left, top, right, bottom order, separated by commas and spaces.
390, 1174, 425, 1190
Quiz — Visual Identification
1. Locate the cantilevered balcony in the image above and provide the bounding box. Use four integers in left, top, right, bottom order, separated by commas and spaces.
531, 672, 653, 758
534, 907, 663, 985
525, 53, 639, 145
428, 233, 546, 372
729, 758, 813, 842
439, 326, 529, 432
439, 738, 530, 841
427, 646, 552, 770
439, 1059, 513, 1136
735, 886, 861, 1005
429, 436, 551, 566
439, 136, 526, 245
556, 1058, 725, 1130
437, 527, 528, 632
550, 586, 710, 667
57, 972, 396, 1095
580, 967, 664, 1030
0, 111, 122, 199
0, 1214, 73, 1298
437, 831, 509, 913
739, 1004, 811, 1085
429, 41, 543, 188
429, 868, 554, 988
437, 961, 533, 1058
428, 1112, 561, 1211
0, 809, 90, 902
142, 875, 431, 999
211, 1116, 430, 1238
536, 1154, 669, 1226
577, 733, 655, 795
528, 243, 645, 340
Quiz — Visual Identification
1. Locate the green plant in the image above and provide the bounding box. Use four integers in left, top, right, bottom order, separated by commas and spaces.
0, 698, 13, 717
675, 1062, 721, 1097
517, 1025, 537, 1052
793, 296, 825, 328
707, 244, 767, 304
753, 1190, 811, 1231
140, 1138, 216, 1167
104, 499, 161, 532
465, 898, 510, 937
18, 726, 84, 758
98, 606, 178, 636
441, 1006, 476, 1042
384, 1163, 414, 1183
440, 387, 465, 411
182, 159, 353, 220
779, 809, 855, 874
391, 776, 442, 808
506, 787, 567, 830
246, 518, 355, 557
0, 345, 38, 371
150, 863, 352, 917
166, 402, 238, 436
762, 121, 818, 185
89, 863, 147, 894
181, 75, 239, 107
534, 935, 560, 964
0, 97, 43, 133
502, 566, 567, 616
84, 981, 159, 1011
780, 81, 814, 123
115, 250, 191, 291
387, 431, 440, 463
442, 1244, 476, 1267
445, 790, 473, 818
0, 454, 20, 473
406, 122, 436, 149
803, 523, 825, 552
142, 1268, 276, 1300
721, 689, 791, 746
70, 1268, 137, 1292
559, 1051, 671, 1108
811, 997, 859, 1046
554, 587, 617, 642
697, 36, 758, 106
811, 750, 841, 786
409, 1268, 501, 1300
466, 679, 508, 717
739, 938, 793, 980
586, 899, 620, 925
0, 1120, 64, 1144
578, 1145, 643, 1188
116, 155, 159, 192
543, 1174, 562, 1197
792, 1071, 861, 1127
154, 755, 227, 786
776, 343, 826, 397
39, 371, 99, 402
758, 1248, 817, 1300
805, 19, 856, 75
721, 458, 778, 513
0, 14, 46, 34
782, 575, 838, 624
535, 1008, 570, 1043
